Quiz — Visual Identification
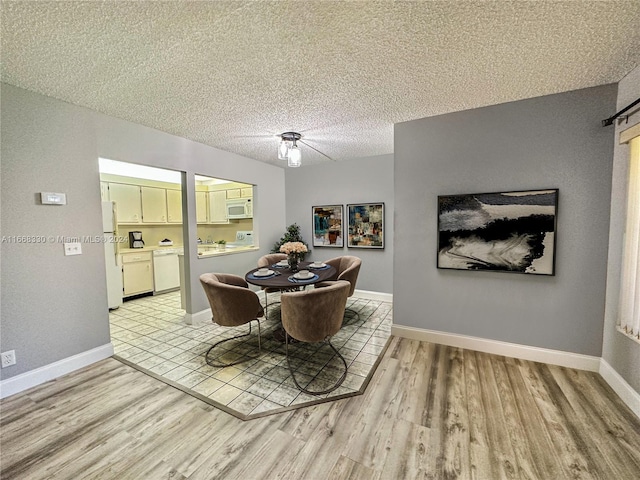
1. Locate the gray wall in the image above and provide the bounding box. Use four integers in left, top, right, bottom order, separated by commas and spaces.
1, 83, 286, 379
285, 154, 394, 294
602, 65, 640, 392
1, 85, 109, 378
394, 84, 617, 356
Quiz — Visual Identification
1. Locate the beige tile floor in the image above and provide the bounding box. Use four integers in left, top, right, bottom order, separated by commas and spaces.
110, 290, 392, 420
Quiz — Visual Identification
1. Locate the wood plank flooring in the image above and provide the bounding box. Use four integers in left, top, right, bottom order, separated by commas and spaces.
2, 337, 639, 480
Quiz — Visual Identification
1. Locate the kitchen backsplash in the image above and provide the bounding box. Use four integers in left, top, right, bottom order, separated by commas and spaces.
197, 220, 251, 244
118, 225, 183, 248
118, 218, 253, 248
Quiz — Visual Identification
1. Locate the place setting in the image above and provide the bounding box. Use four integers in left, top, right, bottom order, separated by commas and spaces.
287, 269, 319, 283
307, 261, 330, 270
248, 267, 279, 280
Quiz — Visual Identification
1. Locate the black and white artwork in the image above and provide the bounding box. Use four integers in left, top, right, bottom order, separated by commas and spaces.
437, 189, 558, 275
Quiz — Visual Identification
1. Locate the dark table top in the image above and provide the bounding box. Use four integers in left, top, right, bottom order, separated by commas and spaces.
245, 261, 336, 289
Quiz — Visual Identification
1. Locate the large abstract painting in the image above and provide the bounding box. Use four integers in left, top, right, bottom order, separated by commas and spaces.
437, 189, 558, 275
312, 205, 343, 247
348, 203, 384, 249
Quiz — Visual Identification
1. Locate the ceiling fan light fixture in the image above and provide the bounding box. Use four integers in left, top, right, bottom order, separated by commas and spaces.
288, 143, 301, 167
278, 139, 290, 160
278, 132, 302, 167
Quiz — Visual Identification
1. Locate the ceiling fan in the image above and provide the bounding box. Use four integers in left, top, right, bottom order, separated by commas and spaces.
276, 131, 334, 167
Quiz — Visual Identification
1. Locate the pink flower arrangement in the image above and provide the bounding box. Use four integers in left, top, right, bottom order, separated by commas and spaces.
279, 241, 308, 255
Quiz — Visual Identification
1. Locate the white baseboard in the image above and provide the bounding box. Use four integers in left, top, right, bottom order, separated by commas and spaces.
184, 308, 212, 326
353, 289, 393, 302
599, 358, 640, 419
391, 324, 601, 372
0, 343, 114, 399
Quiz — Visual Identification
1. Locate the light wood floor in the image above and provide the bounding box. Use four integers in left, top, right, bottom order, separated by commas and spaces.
2, 337, 639, 480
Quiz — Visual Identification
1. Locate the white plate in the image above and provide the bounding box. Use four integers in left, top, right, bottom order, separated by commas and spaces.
308, 263, 326, 268
253, 269, 275, 277
276, 260, 288, 266
294, 272, 315, 280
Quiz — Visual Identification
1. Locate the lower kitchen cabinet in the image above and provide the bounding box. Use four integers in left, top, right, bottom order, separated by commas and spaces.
121, 251, 153, 297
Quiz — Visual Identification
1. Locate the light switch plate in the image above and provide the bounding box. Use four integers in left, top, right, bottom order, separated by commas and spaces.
40, 192, 67, 205
64, 242, 82, 256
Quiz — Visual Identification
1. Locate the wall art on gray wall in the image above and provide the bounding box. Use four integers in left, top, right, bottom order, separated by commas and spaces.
312, 205, 343, 247
348, 203, 385, 249
437, 189, 558, 275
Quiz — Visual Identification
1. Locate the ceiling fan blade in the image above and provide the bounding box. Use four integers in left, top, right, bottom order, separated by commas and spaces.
298, 139, 335, 162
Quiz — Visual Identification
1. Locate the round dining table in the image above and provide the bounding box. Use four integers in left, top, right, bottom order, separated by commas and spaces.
244, 261, 336, 290
245, 261, 337, 342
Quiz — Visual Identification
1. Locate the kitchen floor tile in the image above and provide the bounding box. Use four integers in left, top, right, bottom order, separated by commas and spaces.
110, 290, 391, 420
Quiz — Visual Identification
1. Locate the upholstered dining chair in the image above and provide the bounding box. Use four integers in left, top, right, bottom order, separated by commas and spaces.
199, 273, 264, 367
315, 255, 362, 322
281, 280, 351, 395
257, 253, 287, 318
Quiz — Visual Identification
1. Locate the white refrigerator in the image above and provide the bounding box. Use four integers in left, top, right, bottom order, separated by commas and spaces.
102, 201, 123, 309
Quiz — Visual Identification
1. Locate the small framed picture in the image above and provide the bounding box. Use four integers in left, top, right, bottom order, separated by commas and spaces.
347, 203, 384, 249
312, 205, 344, 247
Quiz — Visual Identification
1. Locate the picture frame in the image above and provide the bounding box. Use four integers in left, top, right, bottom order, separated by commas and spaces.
347, 203, 385, 249
312, 205, 344, 247
437, 189, 558, 275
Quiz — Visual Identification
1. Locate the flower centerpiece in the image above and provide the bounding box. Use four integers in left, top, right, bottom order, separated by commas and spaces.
279, 241, 308, 272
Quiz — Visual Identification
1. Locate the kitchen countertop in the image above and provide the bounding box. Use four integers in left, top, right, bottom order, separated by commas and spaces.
118, 244, 258, 257
196, 245, 258, 258
119, 245, 183, 254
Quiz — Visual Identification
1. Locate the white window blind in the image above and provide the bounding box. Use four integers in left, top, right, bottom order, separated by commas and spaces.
619, 130, 640, 340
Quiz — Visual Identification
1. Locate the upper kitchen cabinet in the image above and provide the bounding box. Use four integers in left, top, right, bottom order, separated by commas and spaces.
141, 186, 167, 223
208, 190, 228, 223
225, 187, 252, 199
166, 189, 182, 223
226, 188, 241, 199
196, 191, 208, 223
108, 183, 141, 223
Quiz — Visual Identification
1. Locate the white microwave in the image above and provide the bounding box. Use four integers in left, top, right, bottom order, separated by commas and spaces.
226, 198, 252, 219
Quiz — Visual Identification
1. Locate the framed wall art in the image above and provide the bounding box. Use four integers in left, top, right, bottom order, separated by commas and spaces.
312, 205, 343, 247
347, 203, 384, 249
437, 189, 558, 275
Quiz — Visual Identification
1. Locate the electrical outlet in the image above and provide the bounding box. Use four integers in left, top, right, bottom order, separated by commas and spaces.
1, 350, 16, 368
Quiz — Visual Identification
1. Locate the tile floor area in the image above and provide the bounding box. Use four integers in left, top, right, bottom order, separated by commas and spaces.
110, 290, 392, 420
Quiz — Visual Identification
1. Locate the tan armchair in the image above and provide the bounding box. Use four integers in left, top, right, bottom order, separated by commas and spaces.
257, 253, 288, 317
281, 280, 351, 395
315, 255, 362, 321
199, 273, 264, 367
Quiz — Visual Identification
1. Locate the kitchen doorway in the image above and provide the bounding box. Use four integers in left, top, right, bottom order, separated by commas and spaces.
99, 159, 186, 313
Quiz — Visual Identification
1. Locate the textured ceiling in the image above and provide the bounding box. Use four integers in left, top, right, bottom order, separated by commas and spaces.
2, 1, 640, 167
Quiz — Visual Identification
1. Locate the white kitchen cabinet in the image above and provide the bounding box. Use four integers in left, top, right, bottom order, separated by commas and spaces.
226, 188, 241, 199
166, 189, 182, 223
109, 183, 141, 223
121, 251, 153, 297
141, 186, 167, 223
208, 190, 228, 223
240, 187, 253, 198
196, 191, 208, 223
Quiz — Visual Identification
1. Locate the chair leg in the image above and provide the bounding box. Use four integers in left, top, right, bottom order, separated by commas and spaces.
285, 333, 348, 396
263, 290, 269, 318
263, 290, 282, 320
205, 320, 261, 368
